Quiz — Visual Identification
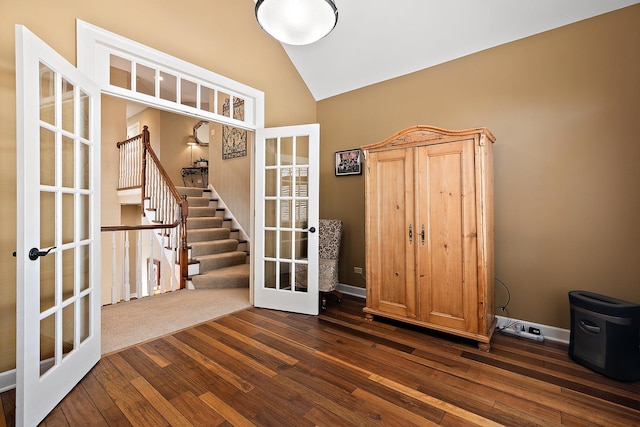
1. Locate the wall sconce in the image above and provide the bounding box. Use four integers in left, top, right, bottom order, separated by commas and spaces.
255, 0, 338, 46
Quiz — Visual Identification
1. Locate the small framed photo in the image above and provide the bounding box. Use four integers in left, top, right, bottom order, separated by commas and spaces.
335, 149, 363, 176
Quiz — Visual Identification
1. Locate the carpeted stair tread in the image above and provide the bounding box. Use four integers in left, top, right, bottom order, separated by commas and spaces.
185, 196, 212, 208
196, 251, 247, 272
190, 239, 239, 257
187, 227, 230, 243
187, 217, 224, 230
189, 206, 219, 217
175, 186, 207, 198
191, 264, 250, 289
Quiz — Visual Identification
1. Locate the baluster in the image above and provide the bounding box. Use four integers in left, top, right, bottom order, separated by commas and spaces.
170, 227, 177, 292
111, 232, 117, 304
125, 142, 131, 187
136, 229, 142, 298
148, 228, 154, 297
160, 247, 166, 294
123, 230, 130, 302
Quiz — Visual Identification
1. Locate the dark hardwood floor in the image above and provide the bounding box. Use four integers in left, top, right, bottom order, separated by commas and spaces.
2, 296, 640, 426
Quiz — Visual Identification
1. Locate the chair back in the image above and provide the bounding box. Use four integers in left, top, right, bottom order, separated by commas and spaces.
319, 219, 342, 260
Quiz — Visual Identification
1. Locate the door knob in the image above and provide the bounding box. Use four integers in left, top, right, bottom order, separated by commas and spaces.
28, 246, 56, 261
304, 226, 316, 233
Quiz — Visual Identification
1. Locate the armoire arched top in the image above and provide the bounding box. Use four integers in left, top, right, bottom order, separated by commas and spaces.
362, 125, 496, 153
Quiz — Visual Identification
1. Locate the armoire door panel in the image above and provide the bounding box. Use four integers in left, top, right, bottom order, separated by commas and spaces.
417, 140, 478, 332
366, 149, 416, 318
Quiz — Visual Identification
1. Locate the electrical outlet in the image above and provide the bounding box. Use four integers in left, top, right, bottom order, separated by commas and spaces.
354, 267, 363, 274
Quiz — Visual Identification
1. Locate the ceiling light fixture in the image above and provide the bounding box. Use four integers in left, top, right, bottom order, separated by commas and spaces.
255, 0, 338, 46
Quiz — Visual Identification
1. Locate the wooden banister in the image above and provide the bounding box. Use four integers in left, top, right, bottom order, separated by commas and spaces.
115, 126, 190, 289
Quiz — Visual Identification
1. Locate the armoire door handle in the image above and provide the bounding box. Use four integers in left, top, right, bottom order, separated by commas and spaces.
421, 225, 425, 245
408, 224, 413, 244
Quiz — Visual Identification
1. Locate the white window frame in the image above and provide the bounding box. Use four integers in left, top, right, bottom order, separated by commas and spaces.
76, 20, 264, 130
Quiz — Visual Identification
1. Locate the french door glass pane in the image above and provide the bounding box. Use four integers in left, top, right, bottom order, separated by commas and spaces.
40, 253, 55, 313
79, 142, 89, 189
79, 294, 90, 343
79, 90, 90, 139
62, 248, 75, 301
62, 136, 74, 188
61, 79, 74, 133
62, 303, 75, 358
265, 138, 277, 166
40, 314, 55, 376
40, 128, 55, 186
39, 63, 54, 125
62, 193, 74, 245
79, 244, 90, 292
281, 137, 293, 165
40, 191, 55, 248
264, 261, 276, 289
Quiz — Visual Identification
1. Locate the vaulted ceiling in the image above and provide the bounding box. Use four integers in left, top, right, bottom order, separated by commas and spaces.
273, 0, 640, 100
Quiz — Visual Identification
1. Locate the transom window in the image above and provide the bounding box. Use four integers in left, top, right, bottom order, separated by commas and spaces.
76, 20, 264, 130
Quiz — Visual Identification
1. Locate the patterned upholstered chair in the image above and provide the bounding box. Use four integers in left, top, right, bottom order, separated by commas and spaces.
318, 219, 343, 310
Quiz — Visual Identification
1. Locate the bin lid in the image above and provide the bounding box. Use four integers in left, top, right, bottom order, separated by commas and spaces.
569, 290, 640, 318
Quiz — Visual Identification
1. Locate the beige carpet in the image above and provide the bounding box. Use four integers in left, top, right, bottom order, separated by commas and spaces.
101, 288, 251, 355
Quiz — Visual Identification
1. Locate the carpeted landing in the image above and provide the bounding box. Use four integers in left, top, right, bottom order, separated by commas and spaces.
101, 287, 251, 355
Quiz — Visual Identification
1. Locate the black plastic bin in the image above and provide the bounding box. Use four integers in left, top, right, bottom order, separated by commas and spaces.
568, 290, 640, 382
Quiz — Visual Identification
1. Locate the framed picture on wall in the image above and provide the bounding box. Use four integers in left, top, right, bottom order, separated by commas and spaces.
335, 149, 363, 176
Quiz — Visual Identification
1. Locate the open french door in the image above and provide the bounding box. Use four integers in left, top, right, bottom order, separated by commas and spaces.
254, 125, 320, 315
15, 25, 101, 426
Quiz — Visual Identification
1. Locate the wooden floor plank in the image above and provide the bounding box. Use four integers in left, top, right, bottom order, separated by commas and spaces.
169, 391, 226, 426
199, 391, 255, 427
129, 376, 194, 426
2, 296, 639, 426
57, 384, 108, 426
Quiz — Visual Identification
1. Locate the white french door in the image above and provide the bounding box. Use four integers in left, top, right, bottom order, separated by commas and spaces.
254, 125, 320, 315
15, 25, 101, 426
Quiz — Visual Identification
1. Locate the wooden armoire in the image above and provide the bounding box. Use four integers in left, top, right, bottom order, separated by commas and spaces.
361, 126, 496, 350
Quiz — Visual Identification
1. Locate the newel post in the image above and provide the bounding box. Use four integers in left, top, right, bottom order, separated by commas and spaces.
140, 125, 150, 217
179, 194, 189, 289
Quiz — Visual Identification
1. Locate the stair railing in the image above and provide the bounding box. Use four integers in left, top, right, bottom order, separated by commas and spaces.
113, 126, 189, 289
100, 223, 181, 304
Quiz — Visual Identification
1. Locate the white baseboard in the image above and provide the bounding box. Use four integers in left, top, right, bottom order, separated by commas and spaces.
0, 369, 16, 392
206, 185, 249, 242
333, 286, 569, 345
336, 283, 366, 298
496, 315, 570, 344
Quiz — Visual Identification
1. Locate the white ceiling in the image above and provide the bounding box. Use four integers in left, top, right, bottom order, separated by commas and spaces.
276, 0, 640, 100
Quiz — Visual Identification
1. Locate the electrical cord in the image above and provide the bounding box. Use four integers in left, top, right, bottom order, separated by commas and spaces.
495, 277, 511, 315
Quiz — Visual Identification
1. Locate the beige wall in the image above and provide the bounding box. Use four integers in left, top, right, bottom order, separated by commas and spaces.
1, 0, 315, 373
318, 5, 640, 329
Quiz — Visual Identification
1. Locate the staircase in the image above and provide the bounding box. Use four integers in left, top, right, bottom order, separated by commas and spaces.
176, 186, 250, 289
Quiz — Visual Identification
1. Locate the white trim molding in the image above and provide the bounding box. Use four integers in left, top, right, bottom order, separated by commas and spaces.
0, 369, 16, 393
496, 315, 570, 344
